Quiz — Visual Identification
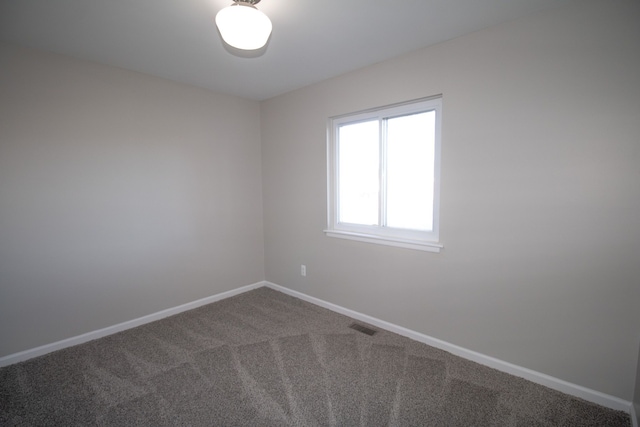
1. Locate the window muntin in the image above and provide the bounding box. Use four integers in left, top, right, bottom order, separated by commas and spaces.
326, 97, 442, 252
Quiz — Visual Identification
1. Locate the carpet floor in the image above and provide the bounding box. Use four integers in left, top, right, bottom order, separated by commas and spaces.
0, 287, 631, 426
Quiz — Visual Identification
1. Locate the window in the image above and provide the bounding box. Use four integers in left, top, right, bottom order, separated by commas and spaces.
325, 96, 442, 252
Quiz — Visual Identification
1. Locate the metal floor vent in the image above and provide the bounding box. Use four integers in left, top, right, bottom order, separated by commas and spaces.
349, 323, 378, 336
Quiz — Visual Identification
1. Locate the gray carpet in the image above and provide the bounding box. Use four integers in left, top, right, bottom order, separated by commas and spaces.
0, 287, 631, 426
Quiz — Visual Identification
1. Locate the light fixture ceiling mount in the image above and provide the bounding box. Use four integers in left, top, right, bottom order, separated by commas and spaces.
215, 0, 272, 51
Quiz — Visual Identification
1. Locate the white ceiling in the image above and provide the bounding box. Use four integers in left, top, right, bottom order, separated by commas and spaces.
1, 0, 571, 101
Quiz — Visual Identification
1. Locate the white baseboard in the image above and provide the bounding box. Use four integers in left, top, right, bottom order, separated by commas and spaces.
632, 403, 639, 427
0, 281, 265, 368
265, 281, 633, 414
1, 279, 633, 418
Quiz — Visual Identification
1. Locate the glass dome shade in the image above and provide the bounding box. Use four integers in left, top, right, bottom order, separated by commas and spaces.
215, 3, 272, 50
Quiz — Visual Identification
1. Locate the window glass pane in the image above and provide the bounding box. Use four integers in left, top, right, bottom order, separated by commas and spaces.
386, 111, 435, 231
338, 120, 379, 225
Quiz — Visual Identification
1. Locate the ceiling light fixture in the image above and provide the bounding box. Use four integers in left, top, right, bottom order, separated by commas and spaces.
215, 0, 272, 51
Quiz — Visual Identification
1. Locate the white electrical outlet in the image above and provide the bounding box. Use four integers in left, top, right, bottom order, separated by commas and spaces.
301, 265, 306, 277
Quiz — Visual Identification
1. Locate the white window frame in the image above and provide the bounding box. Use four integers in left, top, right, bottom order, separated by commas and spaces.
325, 96, 443, 253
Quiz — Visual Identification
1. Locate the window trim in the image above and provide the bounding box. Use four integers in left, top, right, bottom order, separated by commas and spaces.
325, 96, 443, 253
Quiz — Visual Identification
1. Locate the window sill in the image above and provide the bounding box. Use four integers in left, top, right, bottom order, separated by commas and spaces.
324, 230, 443, 253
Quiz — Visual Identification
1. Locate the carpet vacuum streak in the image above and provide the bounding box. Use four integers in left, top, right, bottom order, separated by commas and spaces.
0, 287, 631, 426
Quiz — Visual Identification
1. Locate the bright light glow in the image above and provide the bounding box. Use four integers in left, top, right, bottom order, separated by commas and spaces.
215, 3, 272, 50
386, 112, 435, 231
327, 97, 441, 250
338, 120, 379, 226
336, 111, 436, 231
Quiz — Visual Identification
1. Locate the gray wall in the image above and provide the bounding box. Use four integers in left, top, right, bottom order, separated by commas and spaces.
0, 43, 265, 357
635, 341, 640, 425
2, 0, 639, 405
261, 0, 640, 401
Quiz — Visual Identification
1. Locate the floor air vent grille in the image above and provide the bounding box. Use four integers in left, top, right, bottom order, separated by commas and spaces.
349, 323, 378, 336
